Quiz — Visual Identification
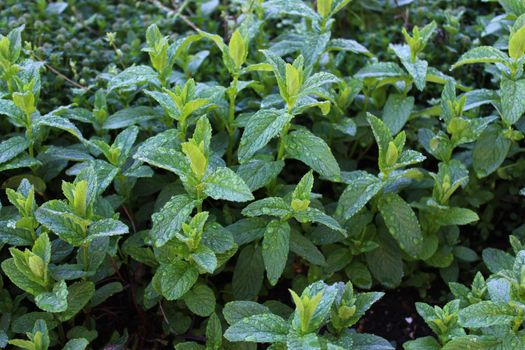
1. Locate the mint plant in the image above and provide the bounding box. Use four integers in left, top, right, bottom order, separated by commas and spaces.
223, 280, 391, 349
1, 0, 525, 348
241, 171, 344, 286
405, 237, 525, 349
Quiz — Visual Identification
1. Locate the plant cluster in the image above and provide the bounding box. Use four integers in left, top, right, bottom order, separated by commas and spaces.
1, 0, 525, 349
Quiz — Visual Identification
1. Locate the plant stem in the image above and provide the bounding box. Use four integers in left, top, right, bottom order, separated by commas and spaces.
277, 122, 290, 160
26, 113, 34, 158
226, 76, 239, 165
81, 243, 90, 272
196, 185, 203, 213
179, 117, 187, 141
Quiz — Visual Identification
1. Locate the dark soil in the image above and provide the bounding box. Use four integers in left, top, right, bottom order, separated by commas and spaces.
357, 288, 434, 349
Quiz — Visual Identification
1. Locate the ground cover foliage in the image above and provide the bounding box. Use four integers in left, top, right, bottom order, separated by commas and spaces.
1, 0, 525, 349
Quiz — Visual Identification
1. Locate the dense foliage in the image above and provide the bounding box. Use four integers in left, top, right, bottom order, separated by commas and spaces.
1, 0, 525, 349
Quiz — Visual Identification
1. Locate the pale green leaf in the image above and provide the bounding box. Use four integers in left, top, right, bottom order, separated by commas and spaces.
382, 94, 414, 135
224, 313, 289, 343
285, 129, 340, 180
452, 46, 510, 69
238, 109, 293, 162
151, 194, 195, 247
204, 167, 254, 202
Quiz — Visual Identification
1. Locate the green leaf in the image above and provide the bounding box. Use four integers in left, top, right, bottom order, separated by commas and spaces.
329, 38, 371, 56
224, 313, 289, 343
203, 167, 254, 202
0, 153, 40, 171
35, 200, 85, 245
201, 223, 235, 253
232, 244, 264, 300
62, 338, 90, 350
382, 94, 414, 135
390, 44, 428, 90
366, 234, 404, 288
87, 218, 128, 241
238, 109, 293, 162
290, 230, 326, 266
263, 0, 320, 20
144, 90, 178, 117
395, 150, 425, 168
482, 248, 514, 273
157, 261, 199, 300
103, 106, 160, 129
84, 237, 110, 274
291, 170, 313, 209
151, 194, 195, 247
90, 282, 124, 307
191, 245, 217, 273
403, 336, 440, 350
175, 342, 205, 350
336, 171, 382, 221
242, 197, 292, 218
223, 301, 271, 325
206, 313, 223, 349
291, 281, 338, 333
406, 59, 428, 91
342, 332, 393, 350
57, 281, 95, 321
378, 193, 423, 258
229, 30, 248, 68
237, 159, 285, 191
0, 99, 25, 125
500, 77, 525, 125
301, 72, 340, 96
182, 284, 216, 317
441, 336, 501, 350
458, 301, 516, 328
38, 115, 85, 141
451, 46, 510, 69
345, 261, 372, 289
294, 208, 345, 233
473, 126, 511, 178
134, 131, 189, 177
227, 218, 267, 245
1, 258, 47, 295
287, 332, 320, 350
351, 292, 384, 323
509, 25, 525, 59
366, 113, 392, 162
35, 280, 68, 313
0, 136, 28, 164
263, 220, 291, 286
433, 207, 479, 226
355, 62, 405, 79
10, 312, 56, 333
108, 65, 158, 91
285, 129, 340, 180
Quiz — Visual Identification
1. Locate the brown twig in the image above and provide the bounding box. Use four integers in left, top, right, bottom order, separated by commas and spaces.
109, 256, 126, 283
158, 301, 175, 334
32, 54, 87, 89
123, 204, 137, 234
180, 14, 200, 31
148, 0, 201, 32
